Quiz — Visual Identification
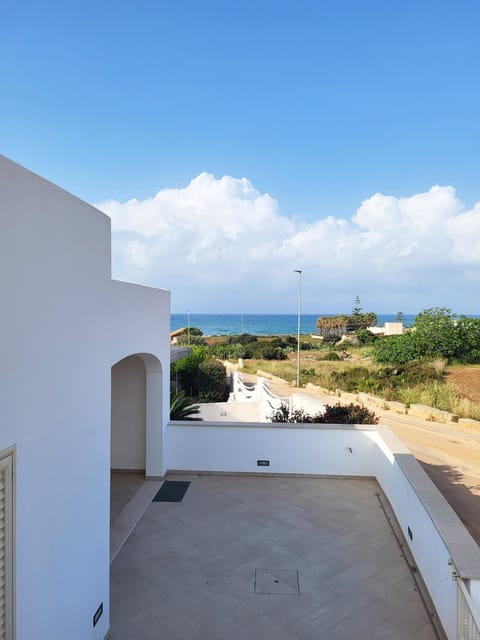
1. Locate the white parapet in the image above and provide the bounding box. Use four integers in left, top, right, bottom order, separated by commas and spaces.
166, 421, 480, 640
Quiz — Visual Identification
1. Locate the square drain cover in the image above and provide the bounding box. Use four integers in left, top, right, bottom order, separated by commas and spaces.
254, 569, 300, 595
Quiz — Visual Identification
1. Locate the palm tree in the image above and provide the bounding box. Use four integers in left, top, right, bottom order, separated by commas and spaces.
170, 391, 202, 421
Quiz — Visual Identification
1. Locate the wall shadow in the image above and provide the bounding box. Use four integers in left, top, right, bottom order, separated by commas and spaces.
419, 460, 480, 545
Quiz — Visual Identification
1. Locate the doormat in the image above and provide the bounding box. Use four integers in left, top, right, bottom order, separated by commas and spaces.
152, 480, 191, 503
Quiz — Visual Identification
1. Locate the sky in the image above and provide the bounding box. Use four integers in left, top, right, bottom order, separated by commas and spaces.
1, 1, 480, 314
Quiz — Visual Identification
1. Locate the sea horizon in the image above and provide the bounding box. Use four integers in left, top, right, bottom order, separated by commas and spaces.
171, 312, 418, 336
170, 312, 480, 337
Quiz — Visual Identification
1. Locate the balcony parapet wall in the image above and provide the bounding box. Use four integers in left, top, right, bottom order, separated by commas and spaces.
166, 420, 480, 639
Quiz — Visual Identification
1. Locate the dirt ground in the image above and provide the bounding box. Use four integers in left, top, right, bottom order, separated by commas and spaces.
241, 369, 480, 546
446, 365, 480, 403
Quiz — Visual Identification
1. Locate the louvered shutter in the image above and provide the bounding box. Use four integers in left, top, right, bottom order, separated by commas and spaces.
0, 453, 13, 640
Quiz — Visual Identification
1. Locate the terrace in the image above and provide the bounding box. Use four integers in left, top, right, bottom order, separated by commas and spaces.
109, 421, 480, 640
111, 474, 438, 640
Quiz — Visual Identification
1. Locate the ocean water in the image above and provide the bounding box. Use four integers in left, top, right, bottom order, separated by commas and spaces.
170, 313, 418, 336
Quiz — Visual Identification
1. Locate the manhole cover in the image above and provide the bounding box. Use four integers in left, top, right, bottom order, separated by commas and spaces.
254, 569, 300, 595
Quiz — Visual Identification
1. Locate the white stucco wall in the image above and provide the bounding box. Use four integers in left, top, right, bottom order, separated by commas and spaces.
166, 422, 480, 639
0, 156, 170, 640
197, 401, 261, 422
166, 423, 377, 475
111, 355, 146, 470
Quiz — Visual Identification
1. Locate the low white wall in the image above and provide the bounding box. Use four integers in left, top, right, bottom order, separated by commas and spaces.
197, 402, 260, 422
291, 393, 325, 415
166, 421, 480, 640
167, 422, 377, 476
370, 427, 480, 639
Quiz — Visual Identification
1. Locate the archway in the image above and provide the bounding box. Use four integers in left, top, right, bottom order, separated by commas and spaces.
110, 353, 164, 533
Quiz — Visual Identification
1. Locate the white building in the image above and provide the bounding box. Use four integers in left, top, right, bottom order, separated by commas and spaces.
1, 155, 170, 639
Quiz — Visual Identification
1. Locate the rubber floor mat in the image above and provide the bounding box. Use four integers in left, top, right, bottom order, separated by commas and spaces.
152, 480, 191, 502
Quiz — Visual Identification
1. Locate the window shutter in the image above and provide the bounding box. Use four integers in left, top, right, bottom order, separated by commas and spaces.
0, 453, 13, 640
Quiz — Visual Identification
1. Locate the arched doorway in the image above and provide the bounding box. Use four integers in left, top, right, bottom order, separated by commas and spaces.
110, 353, 164, 543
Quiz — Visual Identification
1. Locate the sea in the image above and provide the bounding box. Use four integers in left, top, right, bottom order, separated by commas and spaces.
170, 313, 419, 336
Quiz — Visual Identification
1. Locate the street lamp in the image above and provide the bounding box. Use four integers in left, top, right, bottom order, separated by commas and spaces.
186, 309, 191, 345
294, 270, 302, 387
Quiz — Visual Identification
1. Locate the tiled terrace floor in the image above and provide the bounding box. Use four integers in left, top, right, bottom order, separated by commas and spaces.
110, 474, 439, 640
111, 471, 145, 522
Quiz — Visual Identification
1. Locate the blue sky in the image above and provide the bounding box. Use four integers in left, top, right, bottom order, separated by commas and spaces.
2, 1, 480, 313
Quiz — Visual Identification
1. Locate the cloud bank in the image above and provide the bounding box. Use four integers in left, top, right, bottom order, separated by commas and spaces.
96, 174, 480, 313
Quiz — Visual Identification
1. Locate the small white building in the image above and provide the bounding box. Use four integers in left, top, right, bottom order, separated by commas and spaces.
0, 156, 170, 639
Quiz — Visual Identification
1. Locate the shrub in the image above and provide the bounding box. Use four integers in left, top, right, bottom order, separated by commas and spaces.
197, 359, 229, 402
171, 346, 208, 396
176, 334, 207, 346
225, 333, 257, 345
269, 404, 324, 423
356, 329, 377, 345
373, 334, 422, 364
269, 402, 378, 424
300, 341, 315, 350
323, 334, 341, 346
321, 351, 341, 361
320, 403, 379, 424
249, 342, 287, 360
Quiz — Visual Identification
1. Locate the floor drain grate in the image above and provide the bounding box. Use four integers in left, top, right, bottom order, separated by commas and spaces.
254, 569, 300, 595
152, 480, 190, 503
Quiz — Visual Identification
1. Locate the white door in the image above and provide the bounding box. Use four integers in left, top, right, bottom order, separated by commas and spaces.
0, 450, 14, 640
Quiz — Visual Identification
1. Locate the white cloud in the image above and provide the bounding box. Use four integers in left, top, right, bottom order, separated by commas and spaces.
95, 175, 480, 313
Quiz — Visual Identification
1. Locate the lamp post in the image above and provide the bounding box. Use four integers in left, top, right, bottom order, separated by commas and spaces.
186, 309, 191, 345
294, 270, 302, 387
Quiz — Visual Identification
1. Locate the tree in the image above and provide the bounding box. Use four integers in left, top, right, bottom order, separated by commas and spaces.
170, 391, 202, 420
352, 296, 363, 317
413, 307, 460, 359
171, 346, 208, 396
395, 311, 405, 324
373, 307, 480, 364
317, 315, 349, 336
177, 333, 207, 346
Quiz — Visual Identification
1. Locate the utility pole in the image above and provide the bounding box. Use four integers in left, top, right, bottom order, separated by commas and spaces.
294, 270, 302, 387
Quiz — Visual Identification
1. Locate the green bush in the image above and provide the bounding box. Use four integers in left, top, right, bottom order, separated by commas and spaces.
321, 351, 341, 361
171, 346, 208, 396
356, 329, 377, 345
225, 333, 258, 345
373, 308, 480, 365
321, 403, 379, 424
248, 342, 287, 360
269, 402, 378, 424
197, 359, 229, 402
176, 334, 207, 346
323, 334, 341, 346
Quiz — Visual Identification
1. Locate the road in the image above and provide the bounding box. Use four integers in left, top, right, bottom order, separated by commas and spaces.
246, 371, 480, 545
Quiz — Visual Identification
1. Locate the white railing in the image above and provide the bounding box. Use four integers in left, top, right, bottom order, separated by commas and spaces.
458, 579, 480, 640
232, 371, 257, 402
